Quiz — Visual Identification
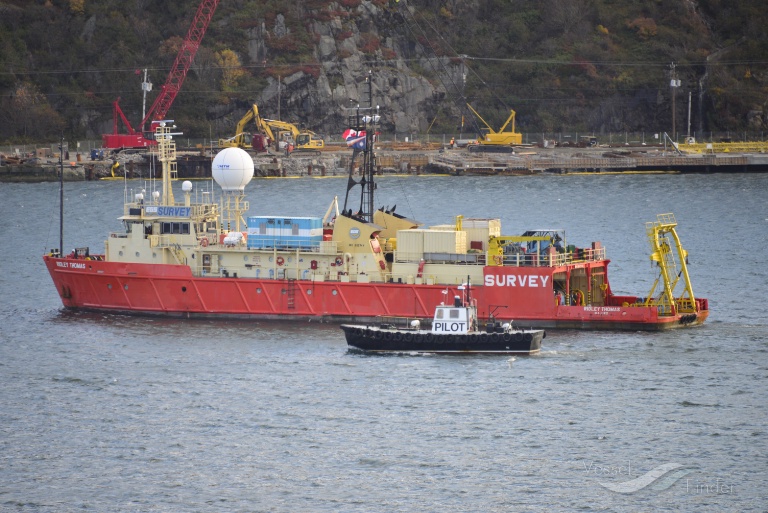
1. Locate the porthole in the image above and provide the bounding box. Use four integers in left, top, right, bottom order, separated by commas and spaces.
256, 288, 262, 294
182, 286, 187, 292
124, 284, 129, 290
135, 252, 140, 257
307, 290, 312, 295
118, 251, 123, 257
107, 284, 112, 290
332, 289, 338, 296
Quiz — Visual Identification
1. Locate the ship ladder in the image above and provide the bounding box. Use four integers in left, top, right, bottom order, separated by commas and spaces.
286, 278, 297, 310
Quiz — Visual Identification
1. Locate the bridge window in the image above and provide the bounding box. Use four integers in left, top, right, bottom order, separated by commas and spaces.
160, 222, 190, 234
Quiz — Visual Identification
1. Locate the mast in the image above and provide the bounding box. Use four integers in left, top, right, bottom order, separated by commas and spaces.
342, 71, 379, 222
59, 134, 64, 255
155, 121, 181, 206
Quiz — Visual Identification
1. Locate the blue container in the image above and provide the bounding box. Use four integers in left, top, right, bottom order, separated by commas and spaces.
247, 216, 322, 249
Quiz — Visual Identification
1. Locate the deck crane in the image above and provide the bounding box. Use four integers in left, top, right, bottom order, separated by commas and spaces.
102, 0, 220, 150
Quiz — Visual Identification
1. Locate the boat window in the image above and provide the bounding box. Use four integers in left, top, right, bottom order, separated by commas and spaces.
449, 309, 460, 319
160, 222, 191, 235
435, 308, 444, 319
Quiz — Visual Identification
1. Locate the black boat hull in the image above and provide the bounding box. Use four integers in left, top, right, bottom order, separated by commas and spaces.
341, 325, 543, 354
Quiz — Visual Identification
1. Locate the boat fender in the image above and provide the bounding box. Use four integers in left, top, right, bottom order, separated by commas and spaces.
542, 331, 546, 339
503, 333, 511, 342
355, 328, 364, 337
524, 333, 533, 344
394, 332, 403, 342
201, 237, 209, 247
404, 333, 413, 342
515, 333, 523, 343
379, 260, 386, 270
276, 256, 285, 266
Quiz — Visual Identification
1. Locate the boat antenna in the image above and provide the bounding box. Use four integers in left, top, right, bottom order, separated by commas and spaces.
342, 71, 379, 223
58, 134, 64, 256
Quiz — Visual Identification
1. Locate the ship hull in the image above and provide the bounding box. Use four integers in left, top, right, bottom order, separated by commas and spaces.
44, 256, 708, 331
341, 325, 543, 354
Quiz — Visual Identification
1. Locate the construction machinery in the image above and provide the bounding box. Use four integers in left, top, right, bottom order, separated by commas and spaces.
218, 104, 325, 153
465, 103, 522, 153
102, 0, 220, 150
217, 104, 266, 151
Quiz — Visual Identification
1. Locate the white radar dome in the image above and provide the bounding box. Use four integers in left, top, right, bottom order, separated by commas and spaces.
212, 148, 254, 192
182, 180, 193, 192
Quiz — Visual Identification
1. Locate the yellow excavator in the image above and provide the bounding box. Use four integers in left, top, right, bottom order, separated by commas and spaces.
465, 103, 522, 152
261, 118, 325, 152
218, 104, 324, 152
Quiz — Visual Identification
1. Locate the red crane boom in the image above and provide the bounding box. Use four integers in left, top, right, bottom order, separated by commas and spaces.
102, 0, 220, 149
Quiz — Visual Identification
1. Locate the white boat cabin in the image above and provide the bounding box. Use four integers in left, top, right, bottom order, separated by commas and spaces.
431, 296, 476, 334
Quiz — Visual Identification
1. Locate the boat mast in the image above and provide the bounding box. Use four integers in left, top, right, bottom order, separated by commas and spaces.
155, 121, 180, 206
58, 134, 64, 255
343, 72, 379, 222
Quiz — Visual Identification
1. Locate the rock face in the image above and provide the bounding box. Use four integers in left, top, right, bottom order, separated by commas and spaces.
219, 2, 462, 139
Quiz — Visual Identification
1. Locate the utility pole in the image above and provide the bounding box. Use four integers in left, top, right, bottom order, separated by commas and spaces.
141, 69, 152, 121
669, 63, 681, 141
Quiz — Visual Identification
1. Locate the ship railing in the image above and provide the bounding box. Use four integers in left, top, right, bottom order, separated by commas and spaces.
549, 247, 606, 266
395, 251, 485, 265
120, 202, 219, 220
394, 247, 606, 267
373, 316, 424, 330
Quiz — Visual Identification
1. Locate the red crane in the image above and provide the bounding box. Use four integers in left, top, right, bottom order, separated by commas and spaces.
102, 0, 220, 149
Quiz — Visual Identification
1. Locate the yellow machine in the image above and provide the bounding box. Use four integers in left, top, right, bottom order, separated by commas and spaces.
218, 104, 324, 151
261, 118, 325, 151
466, 103, 522, 150
218, 104, 260, 149
644, 213, 699, 316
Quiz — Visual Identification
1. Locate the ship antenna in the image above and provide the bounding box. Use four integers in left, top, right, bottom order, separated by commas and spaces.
342, 71, 379, 223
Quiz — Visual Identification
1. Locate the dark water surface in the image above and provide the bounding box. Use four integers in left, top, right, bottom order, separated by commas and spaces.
1, 173, 766, 512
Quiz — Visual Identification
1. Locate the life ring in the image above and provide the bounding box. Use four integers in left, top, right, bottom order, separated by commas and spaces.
571, 289, 584, 306
335, 256, 343, 266
493, 255, 503, 265
201, 237, 209, 247
276, 256, 285, 266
